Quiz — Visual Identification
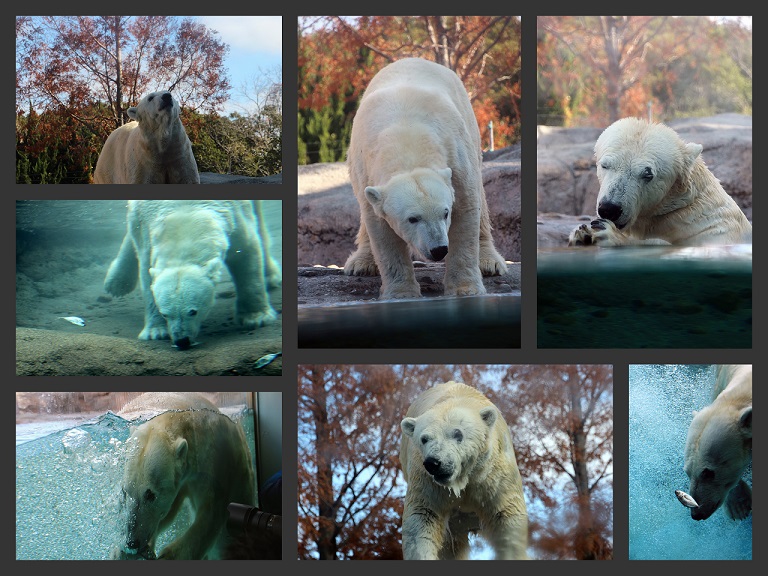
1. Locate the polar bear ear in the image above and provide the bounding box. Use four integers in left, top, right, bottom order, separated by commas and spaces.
127, 106, 139, 121
479, 406, 497, 428
436, 167, 452, 184
401, 417, 417, 437
364, 186, 384, 208
739, 406, 752, 438
203, 258, 224, 280
174, 437, 188, 461
685, 142, 703, 164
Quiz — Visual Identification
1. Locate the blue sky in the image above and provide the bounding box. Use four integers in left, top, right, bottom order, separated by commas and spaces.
194, 16, 283, 114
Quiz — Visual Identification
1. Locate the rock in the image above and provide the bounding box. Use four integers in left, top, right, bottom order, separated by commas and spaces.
199, 172, 282, 184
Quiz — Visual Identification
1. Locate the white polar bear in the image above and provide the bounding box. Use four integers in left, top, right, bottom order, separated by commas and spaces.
93, 90, 200, 184
344, 57, 507, 299
684, 364, 752, 521
400, 381, 528, 560
112, 392, 255, 560
104, 200, 279, 349
569, 117, 752, 246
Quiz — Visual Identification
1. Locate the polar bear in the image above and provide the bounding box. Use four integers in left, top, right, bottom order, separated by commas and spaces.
93, 90, 200, 184
344, 58, 507, 299
569, 117, 752, 246
399, 381, 528, 560
104, 200, 279, 349
112, 392, 255, 560
684, 364, 752, 521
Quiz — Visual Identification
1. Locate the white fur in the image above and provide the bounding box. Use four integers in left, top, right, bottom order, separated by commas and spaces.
569, 118, 752, 246
103, 200, 278, 348
112, 393, 254, 560
344, 58, 507, 299
400, 381, 528, 560
93, 91, 199, 184
684, 365, 752, 521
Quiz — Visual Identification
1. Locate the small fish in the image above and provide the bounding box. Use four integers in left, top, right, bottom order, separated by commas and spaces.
254, 352, 282, 369
58, 316, 86, 327
675, 489, 699, 508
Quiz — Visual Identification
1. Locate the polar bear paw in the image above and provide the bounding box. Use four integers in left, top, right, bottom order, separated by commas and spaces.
139, 324, 170, 341
238, 307, 278, 328
344, 249, 379, 276
725, 480, 752, 520
444, 279, 486, 297
568, 218, 626, 246
479, 254, 508, 276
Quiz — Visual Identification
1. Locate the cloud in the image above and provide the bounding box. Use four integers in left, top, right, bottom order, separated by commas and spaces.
197, 16, 282, 55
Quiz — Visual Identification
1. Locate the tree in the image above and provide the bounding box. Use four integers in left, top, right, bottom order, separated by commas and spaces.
498, 365, 613, 559
537, 16, 752, 126
298, 365, 408, 560
16, 16, 230, 137
298, 16, 521, 163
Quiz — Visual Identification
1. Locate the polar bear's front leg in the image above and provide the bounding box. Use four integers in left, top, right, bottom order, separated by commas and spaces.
443, 203, 485, 296
361, 212, 421, 299
401, 505, 446, 560
484, 511, 529, 560
158, 500, 226, 560
226, 232, 278, 329
344, 220, 380, 276
137, 267, 169, 340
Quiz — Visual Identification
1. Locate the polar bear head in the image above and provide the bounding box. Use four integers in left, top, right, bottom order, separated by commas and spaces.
401, 403, 498, 496
683, 403, 752, 520
149, 261, 222, 349
593, 118, 703, 230
364, 167, 454, 262
119, 416, 188, 559
128, 91, 182, 139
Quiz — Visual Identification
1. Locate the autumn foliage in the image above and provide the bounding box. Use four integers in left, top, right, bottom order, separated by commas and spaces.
537, 16, 752, 127
298, 364, 613, 560
297, 16, 521, 164
16, 16, 282, 183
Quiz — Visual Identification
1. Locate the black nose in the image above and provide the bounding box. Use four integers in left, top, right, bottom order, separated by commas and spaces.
174, 337, 191, 350
423, 456, 441, 476
127, 539, 140, 550
161, 92, 172, 103
430, 246, 448, 261
597, 201, 622, 222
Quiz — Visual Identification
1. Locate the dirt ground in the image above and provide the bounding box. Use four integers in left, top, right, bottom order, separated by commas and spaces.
16, 200, 282, 376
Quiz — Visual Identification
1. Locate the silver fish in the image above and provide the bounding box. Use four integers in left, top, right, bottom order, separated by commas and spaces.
675, 489, 699, 508
254, 352, 282, 369
58, 316, 86, 327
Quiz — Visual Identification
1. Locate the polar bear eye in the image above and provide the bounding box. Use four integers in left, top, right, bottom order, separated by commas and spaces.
701, 468, 715, 480
443, 209, 449, 220
420, 434, 429, 445
408, 216, 421, 224
144, 489, 156, 502
452, 429, 463, 442
640, 166, 654, 182
188, 309, 198, 317
148, 95, 154, 101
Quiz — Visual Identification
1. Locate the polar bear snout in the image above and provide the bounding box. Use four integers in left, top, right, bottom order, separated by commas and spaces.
174, 336, 191, 350
597, 200, 625, 227
423, 455, 454, 483
430, 245, 448, 261
158, 92, 173, 111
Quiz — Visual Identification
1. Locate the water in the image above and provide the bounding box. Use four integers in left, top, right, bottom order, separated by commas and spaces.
16, 407, 255, 560
538, 245, 752, 348
628, 364, 752, 560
